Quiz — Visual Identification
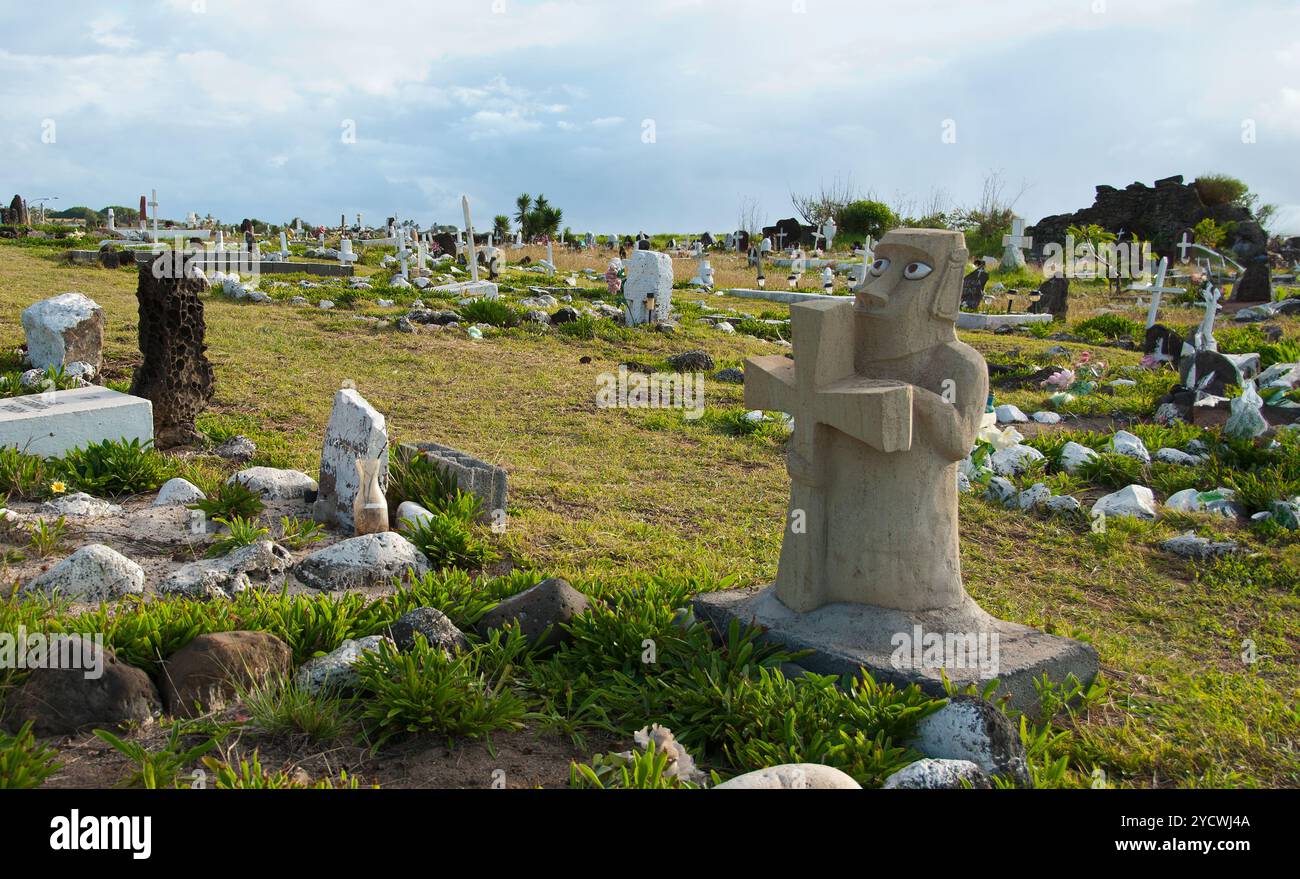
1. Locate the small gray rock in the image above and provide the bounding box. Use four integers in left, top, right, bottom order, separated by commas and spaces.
713, 367, 744, 384
40, 492, 122, 518
882, 758, 992, 789
153, 477, 206, 506
714, 763, 861, 790
909, 696, 1030, 787
213, 435, 257, 463
1161, 532, 1239, 560
385, 607, 470, 654
666, 350, 715, 372
296, 635, 392, 694
228, 467, 317, 500
476, 577, 591, 646
293, 532, 431, 592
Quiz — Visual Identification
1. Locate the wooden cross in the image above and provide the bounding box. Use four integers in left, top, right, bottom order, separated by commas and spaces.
744, 299, 912, 612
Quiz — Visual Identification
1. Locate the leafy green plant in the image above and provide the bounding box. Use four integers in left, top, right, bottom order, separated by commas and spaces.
353, 636, 527, 749
53, 438, 174, 496
94, 720, 229, 789
189, 479, 265, 521
570, 739, 705, 789
201, 752, 363, 789
239, 674, 353, 742
459, 298, 521, 328
399, 510, 497, 570
0, 447, 47, 499
1070, 314, 1143, 345
0, 721, 61, 789
278, 516, 325, 550
27, 516, 67, 558
205, 515, 270, 558
387, 450, 458, 515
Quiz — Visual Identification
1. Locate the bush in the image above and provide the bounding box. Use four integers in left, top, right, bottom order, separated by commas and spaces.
399, 505, 497, 570
0, 447, 47, 499
353, 636, 528, 749
1071, 314, 1143, 345
459, 298, 520, 328
53, 437, 174, 496
189, 479, 265, 521
205, 515, 270, 558
839, 200, 898, 242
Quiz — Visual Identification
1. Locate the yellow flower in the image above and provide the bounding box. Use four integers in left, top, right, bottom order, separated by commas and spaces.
50, 481, 66, 494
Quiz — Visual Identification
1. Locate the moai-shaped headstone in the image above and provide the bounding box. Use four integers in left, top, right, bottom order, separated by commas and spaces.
311, 387, 389, 533
1233, 259, 1272, 303
129, 261, 214, 448
623, 250, 673, 325
21, 293, 105, 373
693, 228, 1097, 713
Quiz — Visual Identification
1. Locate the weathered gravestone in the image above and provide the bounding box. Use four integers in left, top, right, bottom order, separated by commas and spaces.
1028, 275, 1069, 321
960, 265, 989, 310
1233, 259, 1272, 303
0, 386, 152, 458
21, 293, 105, 373
623, 249, 673, 325
692, 229, 1097, 713
1143, 325, 1185, 365
128, 260, 214, 448
311, 388, 389, 533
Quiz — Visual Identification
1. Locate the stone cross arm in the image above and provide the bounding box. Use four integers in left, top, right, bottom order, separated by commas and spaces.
745, 355, 912, 453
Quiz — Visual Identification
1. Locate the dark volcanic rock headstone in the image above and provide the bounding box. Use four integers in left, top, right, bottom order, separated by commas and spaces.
129, 261, 215, 448
1029, 275, 1070, 321
1233, 260, 1272, 303
7, 637, 159, 735
960, 266, 989, 310
1181, 349, 1243, 396
7, 194, 28, 226
1143, 324, 1185, 364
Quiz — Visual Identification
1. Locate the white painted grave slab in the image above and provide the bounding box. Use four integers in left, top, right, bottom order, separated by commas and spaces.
0, 387, 153, 458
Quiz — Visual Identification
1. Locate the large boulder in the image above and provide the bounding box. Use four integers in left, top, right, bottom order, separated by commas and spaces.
293, 532, 430, 592
6, 637, 159, 735
476, 578, 591, 646
22, 544, 144, 601
21, 292, 105, 373
161, 631, 292, 717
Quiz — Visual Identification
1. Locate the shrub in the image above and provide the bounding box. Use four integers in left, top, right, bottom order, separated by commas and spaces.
353, 636, 528, 749
205, 515, 270, 558
277, 516, 325, 550
399, 508, 496, 570
1071, 314, 1143, 345
387, 450, 459, 515
459, 298, 520, 328
189, 479, 265, 521
239, 674, 353, 742
52, 437, 174, 496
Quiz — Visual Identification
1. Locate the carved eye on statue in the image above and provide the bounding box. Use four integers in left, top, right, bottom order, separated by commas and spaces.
869, 258, 890, 277
903, 261, 933, 280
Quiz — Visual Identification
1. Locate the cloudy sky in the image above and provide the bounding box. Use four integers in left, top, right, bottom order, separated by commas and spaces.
2, 0, 1297, 235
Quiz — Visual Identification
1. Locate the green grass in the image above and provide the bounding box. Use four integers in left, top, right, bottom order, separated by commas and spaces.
1, 244, 1298, 788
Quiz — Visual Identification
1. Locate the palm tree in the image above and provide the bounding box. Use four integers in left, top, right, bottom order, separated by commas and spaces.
514, 194, 532, 230
492, 215, 510, 242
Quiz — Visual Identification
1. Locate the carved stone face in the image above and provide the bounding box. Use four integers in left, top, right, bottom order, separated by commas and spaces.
855, 229, 966, 328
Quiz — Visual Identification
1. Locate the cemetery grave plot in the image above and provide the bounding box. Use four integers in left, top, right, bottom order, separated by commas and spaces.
0, 237, 1297, 791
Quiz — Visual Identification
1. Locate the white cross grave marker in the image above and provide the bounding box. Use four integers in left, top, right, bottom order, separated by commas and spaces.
1001, 216, 1032, 270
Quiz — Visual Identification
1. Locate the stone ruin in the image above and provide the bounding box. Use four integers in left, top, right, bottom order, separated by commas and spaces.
128, 260, 215, 448
1029, 174, 1268, 259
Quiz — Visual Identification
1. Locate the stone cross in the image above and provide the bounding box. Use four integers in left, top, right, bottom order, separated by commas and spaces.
744, 301, 914, 611
1177, 229, 1194, 263
462, 198, 480, 283
822, 217, 836, 251
1000, 216, 1031, 269
1196, 281, 1221, 352
149, 189, 160, 240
